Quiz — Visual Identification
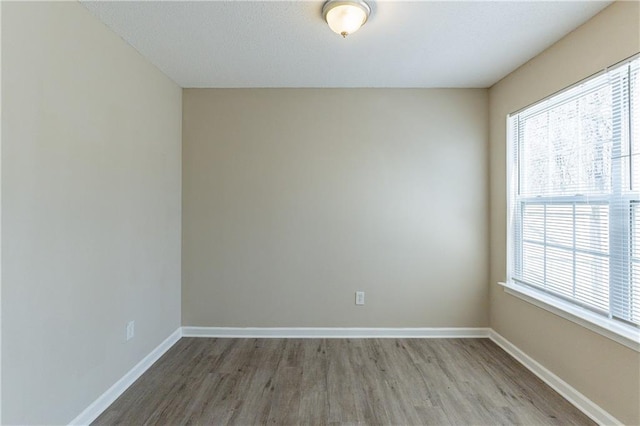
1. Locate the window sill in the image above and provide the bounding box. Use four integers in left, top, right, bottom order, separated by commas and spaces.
498, 281, 640, 352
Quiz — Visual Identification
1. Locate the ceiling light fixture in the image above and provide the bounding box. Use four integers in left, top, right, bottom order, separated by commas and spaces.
322, 0, 371, 38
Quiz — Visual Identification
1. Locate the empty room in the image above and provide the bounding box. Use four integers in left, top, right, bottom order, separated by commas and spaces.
1, 0, 639, 424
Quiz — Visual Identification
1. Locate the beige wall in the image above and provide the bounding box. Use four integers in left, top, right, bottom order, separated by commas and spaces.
489, 2, 640, 424
183, 88, 489, 328
1, 2, 182, 424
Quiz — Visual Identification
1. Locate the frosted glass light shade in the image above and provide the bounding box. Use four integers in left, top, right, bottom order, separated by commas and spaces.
323, 1, 370, 38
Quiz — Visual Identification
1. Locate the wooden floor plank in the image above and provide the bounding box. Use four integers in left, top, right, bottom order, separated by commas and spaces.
297, 339, 329, 426
92, 337, 594, 426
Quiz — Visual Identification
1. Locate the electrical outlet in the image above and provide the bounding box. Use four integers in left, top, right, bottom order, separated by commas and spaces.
126, 321, 135, 341
355, 291, 365, 305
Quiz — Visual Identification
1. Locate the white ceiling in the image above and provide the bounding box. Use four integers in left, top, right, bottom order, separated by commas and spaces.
82, 0, 612, 88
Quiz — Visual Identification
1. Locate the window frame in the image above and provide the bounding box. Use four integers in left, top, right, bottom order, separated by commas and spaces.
504, 54, 640, 352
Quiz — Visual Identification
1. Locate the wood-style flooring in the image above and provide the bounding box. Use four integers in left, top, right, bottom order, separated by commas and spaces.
93, 338, 593, 425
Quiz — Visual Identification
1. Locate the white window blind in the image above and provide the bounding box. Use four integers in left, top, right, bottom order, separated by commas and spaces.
508, 55, 640, 328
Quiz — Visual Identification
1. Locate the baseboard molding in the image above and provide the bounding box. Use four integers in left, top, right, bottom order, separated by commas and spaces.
68, 327, 182, 426
67, 327, 621, 426
181, 326, 491, 338
488, 330, 621, 426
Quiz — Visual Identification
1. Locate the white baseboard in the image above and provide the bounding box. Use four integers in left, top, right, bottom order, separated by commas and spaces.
68, 327, 182, 426
67, 327, 620, 426
181, 326, 491, 338
488, 330, 621, 426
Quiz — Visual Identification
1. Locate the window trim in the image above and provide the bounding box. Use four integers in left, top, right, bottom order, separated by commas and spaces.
504, 53, 640, 351
499, 281, 639, 352
509, 53, 640, 117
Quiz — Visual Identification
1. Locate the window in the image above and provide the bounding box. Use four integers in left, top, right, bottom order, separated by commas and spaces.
507, 55, 640, 332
